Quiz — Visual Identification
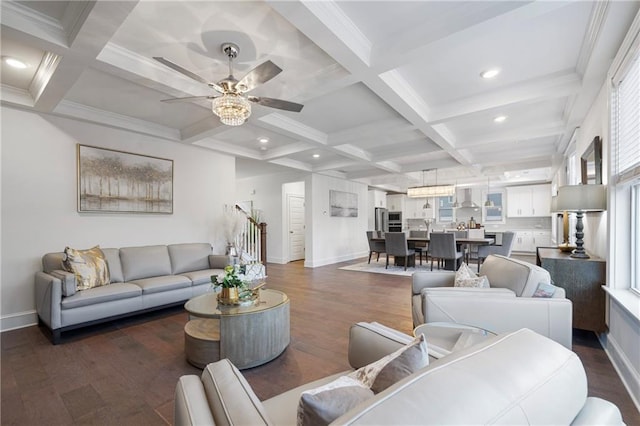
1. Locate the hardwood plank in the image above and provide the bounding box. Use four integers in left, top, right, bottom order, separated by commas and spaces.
1, 258, 638, 425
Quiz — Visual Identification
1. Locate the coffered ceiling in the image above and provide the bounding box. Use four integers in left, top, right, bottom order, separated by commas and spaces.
2, 1, 638, 192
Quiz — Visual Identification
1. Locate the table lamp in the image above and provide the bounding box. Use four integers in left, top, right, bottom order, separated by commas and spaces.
551, 195, 575, 252
556, 184, 606, 259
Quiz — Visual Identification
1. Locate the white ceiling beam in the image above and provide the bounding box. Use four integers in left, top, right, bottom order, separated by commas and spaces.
429, 71, 582, 125
261, 142, 313, 160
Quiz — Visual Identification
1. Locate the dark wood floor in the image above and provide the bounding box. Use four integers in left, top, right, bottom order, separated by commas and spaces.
2, 258, 638, 425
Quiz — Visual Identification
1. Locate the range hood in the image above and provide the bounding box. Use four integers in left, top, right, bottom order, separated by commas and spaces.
459, 188, 479, 209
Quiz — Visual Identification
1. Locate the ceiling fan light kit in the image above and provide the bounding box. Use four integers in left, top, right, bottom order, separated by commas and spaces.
212, 93, 251, 126
154, 42, 303, 126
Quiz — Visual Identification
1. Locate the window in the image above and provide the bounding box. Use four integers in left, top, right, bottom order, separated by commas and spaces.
437, 196, 455, 223
633, 184, 640, 293
611, 42, 640, 292
482, 190, 505, 223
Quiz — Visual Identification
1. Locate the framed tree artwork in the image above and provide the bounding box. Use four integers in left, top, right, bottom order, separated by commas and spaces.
77, 144, 173, 214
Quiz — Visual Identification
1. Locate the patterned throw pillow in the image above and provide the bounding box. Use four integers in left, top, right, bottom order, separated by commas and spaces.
62, 246, 110, 291
297, 376, 373, 426
454, 262, 490, 288
533, 281, 557, 298
349, 334, 429, 394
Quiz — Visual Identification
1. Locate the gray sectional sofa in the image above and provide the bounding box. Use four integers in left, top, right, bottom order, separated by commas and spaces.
35, 243, 230, 344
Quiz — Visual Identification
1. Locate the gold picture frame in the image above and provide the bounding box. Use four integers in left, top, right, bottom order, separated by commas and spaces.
77, 144, 173, 214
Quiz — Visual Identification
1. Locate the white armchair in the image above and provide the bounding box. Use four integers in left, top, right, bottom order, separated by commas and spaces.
412, 254, 573, 349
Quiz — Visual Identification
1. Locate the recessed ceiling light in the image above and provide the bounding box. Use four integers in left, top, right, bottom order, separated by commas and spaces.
480, 68, 500, 79
493, 115, 507, 123
312, 154, 320, 158
3, 57, 27, 69
258, 137, 269, 143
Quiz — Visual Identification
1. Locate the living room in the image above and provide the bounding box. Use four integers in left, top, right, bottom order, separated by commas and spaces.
2, 1, 640, 424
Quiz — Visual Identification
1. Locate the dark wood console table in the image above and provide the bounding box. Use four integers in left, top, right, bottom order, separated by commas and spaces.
536, 247, 607, 332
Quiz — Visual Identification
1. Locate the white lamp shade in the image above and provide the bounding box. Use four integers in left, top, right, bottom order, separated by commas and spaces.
556, 185, 606, 212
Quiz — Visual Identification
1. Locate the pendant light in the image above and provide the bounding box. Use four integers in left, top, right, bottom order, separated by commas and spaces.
421, 170, 431, 209
484, 176, 494, 207
452, 179, 461, 208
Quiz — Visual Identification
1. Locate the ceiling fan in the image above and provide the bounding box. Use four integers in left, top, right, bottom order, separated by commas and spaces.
154, 43, 303, 126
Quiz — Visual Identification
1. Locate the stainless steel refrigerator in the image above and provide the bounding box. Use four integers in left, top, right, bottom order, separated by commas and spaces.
374, 207, 388, 232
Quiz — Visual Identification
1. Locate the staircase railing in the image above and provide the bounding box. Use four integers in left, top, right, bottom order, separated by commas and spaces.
234, 205, 267, 272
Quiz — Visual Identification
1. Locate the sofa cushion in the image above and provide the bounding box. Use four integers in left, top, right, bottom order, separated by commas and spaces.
479, 255, 550, 297
101, 248, 124, 283
62, 246, 110, 291
349, 334, 429, 394
129, 275, 191, 295
297, 376, 373, 426
168, 243, 212, 275
181, 269, 225, 286
61, 282, 142, 309
120, 245, 172, 281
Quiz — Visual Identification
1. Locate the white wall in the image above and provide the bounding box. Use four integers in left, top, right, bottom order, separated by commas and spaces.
236, 170, 307, 264
0, 107, 236, 331
306, 174, 369, 267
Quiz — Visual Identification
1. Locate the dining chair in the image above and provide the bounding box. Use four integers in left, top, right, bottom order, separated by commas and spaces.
467, 228, 485, 266
451, 230, 469, 263
428, 232, 463, 271
477, 231, 516, 272
384, 232, 416, 271
366, 230, 386, 264
408, 230, 428, 265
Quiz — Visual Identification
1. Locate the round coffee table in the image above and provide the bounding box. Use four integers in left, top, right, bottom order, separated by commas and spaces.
414, 322, 496, 359
184, 289, 290, 369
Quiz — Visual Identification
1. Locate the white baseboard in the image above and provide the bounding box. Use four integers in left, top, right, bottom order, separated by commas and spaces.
1, 310, 37, 332
599, 332, 640, 412
304, 251, 368, 268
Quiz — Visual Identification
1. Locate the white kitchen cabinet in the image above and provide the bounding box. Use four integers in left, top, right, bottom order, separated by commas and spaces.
512, 231, 534, 252
533, 231, 552, 248
404, 196, 435, 219
511, 230, 552, 252
386, 194, 405, 212
506, 184, 551, 217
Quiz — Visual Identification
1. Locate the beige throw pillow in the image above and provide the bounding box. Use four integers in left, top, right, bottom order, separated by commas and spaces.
349, 334, 429, 393
63, 246, 110, 291
297, 376, 373, 426
455, 262, 490, 288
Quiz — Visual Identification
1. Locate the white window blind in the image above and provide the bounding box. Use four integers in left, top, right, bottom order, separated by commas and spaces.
613, 51, 640, 184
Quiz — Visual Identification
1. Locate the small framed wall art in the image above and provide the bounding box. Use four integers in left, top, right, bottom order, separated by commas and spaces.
330, 190, 358, 217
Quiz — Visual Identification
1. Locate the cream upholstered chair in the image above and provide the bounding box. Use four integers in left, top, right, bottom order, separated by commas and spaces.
428, 232, 463, 271
411, 254, 573, 349
385, 232, 415, 271
477, 231, 515, 272
366, 231, 386, 263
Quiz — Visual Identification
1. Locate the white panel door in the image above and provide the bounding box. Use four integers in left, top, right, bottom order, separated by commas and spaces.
288, 195, 305, 261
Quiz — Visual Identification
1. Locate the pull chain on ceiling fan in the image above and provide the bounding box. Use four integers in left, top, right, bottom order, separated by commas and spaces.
153, 42, 304, 126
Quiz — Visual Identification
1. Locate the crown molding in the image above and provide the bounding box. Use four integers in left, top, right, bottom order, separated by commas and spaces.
29, 51, 61, 103
258, 113, 328, 145
576, 1, 609, 77
1, 1, 67, 48
54, 100, 180, 141
1, 84, 34, 108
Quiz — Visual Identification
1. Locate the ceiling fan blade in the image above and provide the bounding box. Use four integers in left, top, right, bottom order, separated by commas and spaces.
248, 96, 304, 112
236, 60, 282, 93
160, 95, 216, 103
153, 57, 210, 85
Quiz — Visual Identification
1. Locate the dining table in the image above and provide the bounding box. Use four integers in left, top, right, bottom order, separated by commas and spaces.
371, 235, 495, 270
